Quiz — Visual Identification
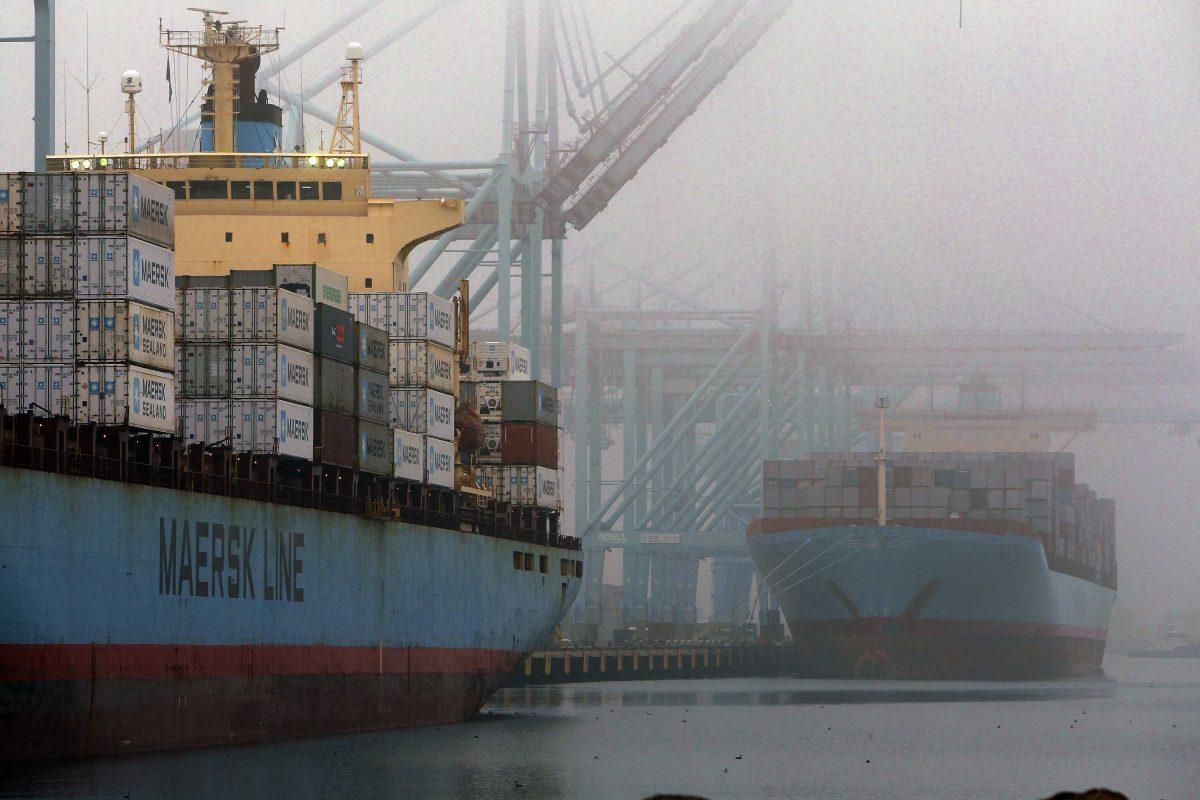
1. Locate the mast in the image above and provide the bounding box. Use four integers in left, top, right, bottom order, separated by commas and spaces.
330, 43, 364, 153
876, 396, 889, 526
160, 8, 280, 153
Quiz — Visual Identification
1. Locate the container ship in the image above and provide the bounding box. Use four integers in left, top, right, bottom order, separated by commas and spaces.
748, 404, 1117, 680
0, 12, 579, 759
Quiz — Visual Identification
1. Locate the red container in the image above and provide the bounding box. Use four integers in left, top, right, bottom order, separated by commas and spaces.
315, 410, 356, 468
501, 422, 558, 468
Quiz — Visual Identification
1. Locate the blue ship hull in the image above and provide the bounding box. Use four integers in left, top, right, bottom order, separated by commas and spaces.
747, 520, 1114, 679
0, 466, 580, 758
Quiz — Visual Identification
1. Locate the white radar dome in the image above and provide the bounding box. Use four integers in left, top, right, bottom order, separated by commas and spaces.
121, 70, 143, 94
345, 42, 365, 61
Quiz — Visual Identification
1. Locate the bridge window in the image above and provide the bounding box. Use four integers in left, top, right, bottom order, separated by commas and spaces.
253, 180, 274, 200
523, 553, 534, 571
231, 180, 251, 199
317, 233, 327, 244
364, 277, 373, 288
366, 233, 374, 244
299, 181, 320, 200
513, 551, 522, 570
575, 561, 583, 578
166, 181, 186, 200
323, 182, 343, 200
539, 555, 548, 574
225, 232, 233, 242
190, 180, 228, 200
280, 231, 289, 244
277, 181, 297, 200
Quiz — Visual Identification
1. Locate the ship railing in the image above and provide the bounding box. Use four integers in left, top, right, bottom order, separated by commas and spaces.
45, 152, 370, 172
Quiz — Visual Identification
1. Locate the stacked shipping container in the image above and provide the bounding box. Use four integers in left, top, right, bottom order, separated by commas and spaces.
761, 451, 1116, 588
460, 341, 560, 510
350, 291, 458, 488
0, 172, 177, 432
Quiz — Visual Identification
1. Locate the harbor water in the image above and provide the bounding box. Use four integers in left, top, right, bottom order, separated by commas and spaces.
2, 656, 1197, 799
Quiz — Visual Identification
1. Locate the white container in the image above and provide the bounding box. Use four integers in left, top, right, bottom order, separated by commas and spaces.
1, 172, 76, 234
470, 341, 531, 380
0, 363, 75, 415
178, 343, 232, 397
274, 264, 350, 311
349, 291, 456, 346
75, 300, 174, 370
502, 465, 559, 509
476, 380, 502, 418
229, 399, 314, 459
403, 292, 456, 348
231, 343, 314, 404
0, 300, 76, 361
180, 398, 233, 445
393, 428, 425, 482
180, 287, 231, 341
75, 364, 175, 432
75, 236, 175, 310
231, 287, 314, 349
0, 237, 75, 297
479, 421, 501, 464
76, 172, 175, 247
388, 388, 455, 440
388, 339, 456, 393
350, 291, 404, 338
425, 435, 455, 488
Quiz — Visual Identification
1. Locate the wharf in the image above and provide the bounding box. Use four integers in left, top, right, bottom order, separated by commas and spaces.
508, 644, 799, 685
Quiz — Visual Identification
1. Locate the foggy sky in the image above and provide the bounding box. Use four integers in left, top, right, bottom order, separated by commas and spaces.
2, 1, 1198, 628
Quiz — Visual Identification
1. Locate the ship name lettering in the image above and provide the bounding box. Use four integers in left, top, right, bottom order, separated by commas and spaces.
157, 518, 301, 602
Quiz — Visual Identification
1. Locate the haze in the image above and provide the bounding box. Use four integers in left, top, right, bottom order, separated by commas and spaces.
2, 0, 1197, 638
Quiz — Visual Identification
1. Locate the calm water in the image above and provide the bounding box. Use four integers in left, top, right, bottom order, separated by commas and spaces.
2, 656, 1198, 800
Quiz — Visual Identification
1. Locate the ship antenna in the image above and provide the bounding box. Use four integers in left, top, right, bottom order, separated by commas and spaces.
876, 396, 889, 526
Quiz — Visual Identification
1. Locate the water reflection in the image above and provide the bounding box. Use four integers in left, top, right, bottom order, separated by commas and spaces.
492, 679, 1118, 712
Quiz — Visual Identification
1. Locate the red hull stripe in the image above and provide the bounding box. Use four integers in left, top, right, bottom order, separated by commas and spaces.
0, 643, 519, 682
794, 616, 1107, 642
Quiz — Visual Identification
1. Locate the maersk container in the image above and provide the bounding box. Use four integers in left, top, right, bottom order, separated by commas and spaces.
355, 321, 388, 373
180, 287, 231, 341
469, 340, 531, 380
500, 421, 559, 469
314, 303, 355, 364
178, 343, 232, 397
231, 343, 314, 404
388, 339, 456, 394
230, 399, 313, 459
393, 428, 425, 482
0, 363, 74, 415
389, 387, 455, 440
357, 419, 393, 475
426, 435, 455, 488
502, 465, 559, 509
0, 300, 75, 361
474, 380, 502, 418
275, 264, 350, 311
75, 364, 175, 433
402, 292, 456, 348
180, 398, 232, 445
349, 291, 455, 347
356, 367, 388, 424
314, 410, 356, 468
0, 237, 75, 297
500, 380, 560, 427
230, 288, 314, 349
74, 173, 175, 247
75, 300, 174, 370
75, 236, 175, 311
315, 357, 355, 415
0, 172, 76, 234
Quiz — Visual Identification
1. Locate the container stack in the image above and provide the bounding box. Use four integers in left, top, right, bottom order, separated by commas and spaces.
464, 378, 561, 511
761, 451, 1116, 586
350, 291, 458, 489
176, 272, 317, 459
0, 172, 177, 432
461, 340, 531, 465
